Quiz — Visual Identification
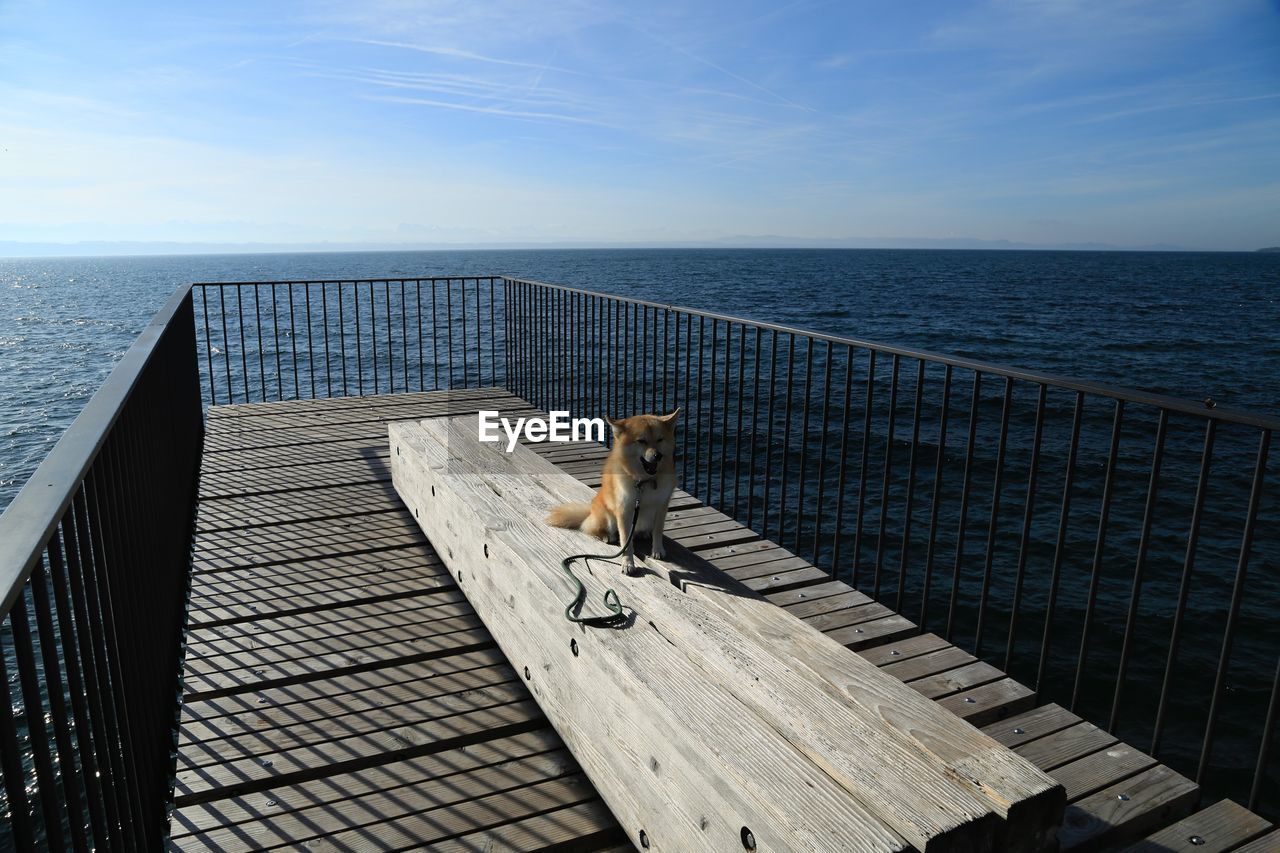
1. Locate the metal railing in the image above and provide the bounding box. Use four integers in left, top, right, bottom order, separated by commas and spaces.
190, 277, 505, 406
3, 272, 1276, 848
0, 287, 204, 850
503, 275, 1279, 817
186, 274, 1280, 816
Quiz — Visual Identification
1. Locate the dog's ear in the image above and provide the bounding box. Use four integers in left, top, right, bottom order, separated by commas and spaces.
607, 416, 628, 436
658, 408, 681, 424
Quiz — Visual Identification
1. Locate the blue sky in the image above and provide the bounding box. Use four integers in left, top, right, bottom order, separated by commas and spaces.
0, 0, 1277, 250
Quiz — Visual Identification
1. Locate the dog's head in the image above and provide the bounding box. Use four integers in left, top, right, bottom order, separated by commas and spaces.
608, 409, 680, 478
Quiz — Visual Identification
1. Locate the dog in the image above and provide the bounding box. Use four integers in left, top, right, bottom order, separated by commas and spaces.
546, 409, 679, 576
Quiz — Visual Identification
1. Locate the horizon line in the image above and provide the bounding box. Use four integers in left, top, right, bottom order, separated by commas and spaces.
3, 237, 1268, 260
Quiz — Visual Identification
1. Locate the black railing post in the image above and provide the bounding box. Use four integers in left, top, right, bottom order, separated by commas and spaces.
1199, 429, 1271, 783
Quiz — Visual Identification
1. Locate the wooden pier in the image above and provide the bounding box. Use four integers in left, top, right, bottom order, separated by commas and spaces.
168, 388, 1277, 851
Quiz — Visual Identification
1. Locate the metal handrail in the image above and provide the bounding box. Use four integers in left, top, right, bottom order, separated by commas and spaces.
190, 277, 504, 406
7, 271, 1271, 847
502, 276, 1280, 431
0, 284, 197, 616
0, 284, 204, 850
501, 273, 1277, 817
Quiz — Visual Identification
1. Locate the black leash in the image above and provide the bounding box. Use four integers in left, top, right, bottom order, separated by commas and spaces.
559, 481, 652, 629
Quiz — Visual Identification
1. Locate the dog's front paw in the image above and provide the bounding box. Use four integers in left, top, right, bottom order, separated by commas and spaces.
650, 540, 666, 561
623, 555, 640, 577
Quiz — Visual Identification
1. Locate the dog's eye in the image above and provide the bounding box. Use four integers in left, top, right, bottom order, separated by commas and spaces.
637, 438, 648, 445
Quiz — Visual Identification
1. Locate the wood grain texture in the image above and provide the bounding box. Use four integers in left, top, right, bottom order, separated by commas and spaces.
393, 414, 1069, 852
1118, 798, 1272, 853
392, 418, 912, 853
473, 413, 1064, 853
1058, 765, 1198, 851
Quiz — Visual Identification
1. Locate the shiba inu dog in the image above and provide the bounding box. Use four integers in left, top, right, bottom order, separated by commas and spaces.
546, 409, 679, 576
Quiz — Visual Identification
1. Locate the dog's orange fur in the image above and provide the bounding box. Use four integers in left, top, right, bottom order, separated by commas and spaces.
546, 409, 679, 575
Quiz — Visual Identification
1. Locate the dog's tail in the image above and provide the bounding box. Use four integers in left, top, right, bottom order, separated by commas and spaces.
545, 502, 591, 530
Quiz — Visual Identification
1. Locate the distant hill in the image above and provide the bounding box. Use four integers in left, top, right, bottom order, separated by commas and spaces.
1257, 246, 1280, 253
0, 236, 1204, 258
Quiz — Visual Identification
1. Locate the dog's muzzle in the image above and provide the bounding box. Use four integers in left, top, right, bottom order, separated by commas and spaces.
641, 451, 662, 476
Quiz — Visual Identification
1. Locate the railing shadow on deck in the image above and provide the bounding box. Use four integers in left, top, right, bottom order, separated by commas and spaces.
1, 273, 1276, 850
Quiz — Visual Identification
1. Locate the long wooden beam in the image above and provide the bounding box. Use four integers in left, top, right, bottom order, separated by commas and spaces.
390, 416, 1063, 852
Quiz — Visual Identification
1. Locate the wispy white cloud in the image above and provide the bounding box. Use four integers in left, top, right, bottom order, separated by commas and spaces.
365, 93, 614, 127
1, 0, 1276, 249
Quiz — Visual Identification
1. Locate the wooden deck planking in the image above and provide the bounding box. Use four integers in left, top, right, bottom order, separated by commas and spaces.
172, 390, 1271, 851
1120, 799, 1272, 852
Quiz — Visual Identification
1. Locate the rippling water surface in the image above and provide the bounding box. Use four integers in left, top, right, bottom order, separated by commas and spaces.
3, 249, 1276, 512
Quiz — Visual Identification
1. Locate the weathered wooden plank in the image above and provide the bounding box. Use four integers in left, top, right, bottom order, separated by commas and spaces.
981, 704, 1083, 750
187, 567, 451, 625
198, 457, 393, 500
529, 440, 610, 459
394, 420, 925, 852
859, 632, 953, 666
200, 398, 540, 453
181, 622, 494, 700
827, 613, 920, 650
1119, 799, 1272, 853
255, 776, 603, 852
183, 594, 479, 673
169, 727, 569, 839
1058, 765, 1198, 851
191, 516, 425, 571
668, 524, 761, 551
198, 438, 391, 474
205, 390, 529, 435
724, 553, 823, 581
1015, 722, 1118, 773
708, 545, 808, 571
179, 663, 523, 756
195, 481, 404, 532
767, 579, 862, 608
396, 416, 1071, 852
188, 568, 448, 619
938, 678, 1037, 727
193, 508, 419, 554
737, 564, 831, 594
174, 695, 545, 804
883, 646, 977, 683
696, 539, 784, 563
186, 583, 466, 643
204, 387, 516, 422
178, 648, 513, 727
425, 798, 624, 853
190, 544, 442, 592
782, 588, 878, 620
178, 679, 532, 776
1052, 743, 1159, 801
660, 509, 738, 533
183, 610, 479, 680
191, 543, 437, 583
910, 661, 1008, 701
1233, 828, 1280, 852
200, 421, 397, 453
801, 601, 897, 634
